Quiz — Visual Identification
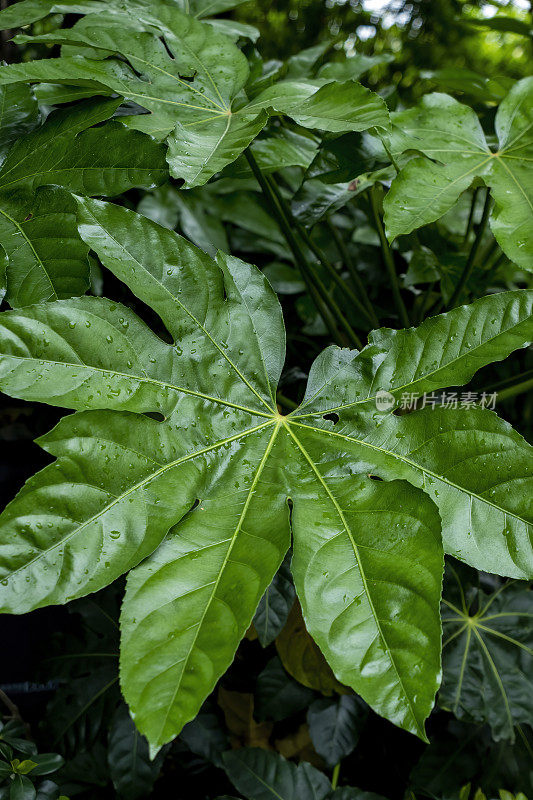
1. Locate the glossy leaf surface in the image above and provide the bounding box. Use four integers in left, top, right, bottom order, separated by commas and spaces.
384, 79, 533, 270
0, 97, 166, 306
1, 2, 389, 186
0, 203, 531, 754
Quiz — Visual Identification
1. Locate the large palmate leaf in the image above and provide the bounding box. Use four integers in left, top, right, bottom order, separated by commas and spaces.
1, 2, 389, 187
383, 78, 533, 270
440, 571, 533, 742
0, 97, 166, 306
0, 203, 531, 753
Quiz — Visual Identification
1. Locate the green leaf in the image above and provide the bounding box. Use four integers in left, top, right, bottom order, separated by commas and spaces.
107, 705, 163, 799
383, 78, 533, 271
291, 291, 533, 576
0, 97, 166, 307
0, 0, 106, 29
247, 80, 390, 134
9, 775, 36, 800
462, 16, 533, 37
28, 755, 64, 777
223, 748, 332, 800
224, 128, 319, 178
0, 9, 389, 185
318, 53, 394, 81
0, 203, 531, 754
120, 419, 290, 753
440, 573, 533, 741
0, 98, 167, 197
167, 112, 268, 188
0, 85, 38, 161
0, 0, 250, 30
0, 245, 7, 307
255, 656, 315, 722
289, 469, 443, 740
6, 6, 252, 140
0, 187, 90, 308
253, 552, 295, 646
307, 695, 368, 768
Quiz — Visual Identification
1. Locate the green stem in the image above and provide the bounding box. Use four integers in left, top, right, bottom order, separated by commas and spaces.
295, 216, 375, 327
483, 368, 533, 394
482, 250, 506, 288
447, 188, 492, 309
417, 280, 437, 323
464, 186, 480, 241
370, 185, 410, 328
331, 763, 341, 790
325, 217, 380, 327
245, 149, 343, 345
248, 156, 362, 349
276, 391, 299, 411
380, 135, 400, 174
497, 377, 533, 403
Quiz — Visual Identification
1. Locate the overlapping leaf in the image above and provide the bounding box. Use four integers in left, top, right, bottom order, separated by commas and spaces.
0, 0, 252, 27
0, 97, 166, 306
383, 78, 533, 270
0, 203, 531, 754
0, 1, 390, 186
223, 748, 332, 800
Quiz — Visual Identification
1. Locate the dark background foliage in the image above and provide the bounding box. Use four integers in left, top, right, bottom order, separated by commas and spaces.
0, 0, 531, 798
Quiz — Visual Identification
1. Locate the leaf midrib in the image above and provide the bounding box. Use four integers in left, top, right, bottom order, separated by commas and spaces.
79, 202, 275, 413
2, 419, 273, 587
153, 418, 281, 745
285, 422, 424, 738
294, 298, 533, 418
0, 205, 56, 301
1, 352, 273, 418
290, 420, 531, 527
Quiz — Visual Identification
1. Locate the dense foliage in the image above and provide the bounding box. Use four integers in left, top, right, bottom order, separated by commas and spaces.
0, 0, 531, 798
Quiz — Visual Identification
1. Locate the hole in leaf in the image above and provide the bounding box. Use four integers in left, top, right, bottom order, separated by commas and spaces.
368, 474, 384, 481
144, 411, 165, 422
323, 412, 339, 424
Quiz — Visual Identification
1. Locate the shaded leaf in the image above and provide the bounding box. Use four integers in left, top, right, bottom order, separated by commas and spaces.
107, 704, 163, 799
255, 657, 315, 722
440, 573, 533, 741
307, 695, 368, 768
276, 602, 347, 696
254, 552, 295, 646
0, 85, 38, 161
180, 700, 229, 767
223, 748, 331, 800
0, 97, 166, 307
218, 688, 273, 749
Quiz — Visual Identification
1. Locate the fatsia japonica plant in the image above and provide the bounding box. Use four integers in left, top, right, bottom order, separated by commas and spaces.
0, 199, 531, 754
0, 0, 531, 773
